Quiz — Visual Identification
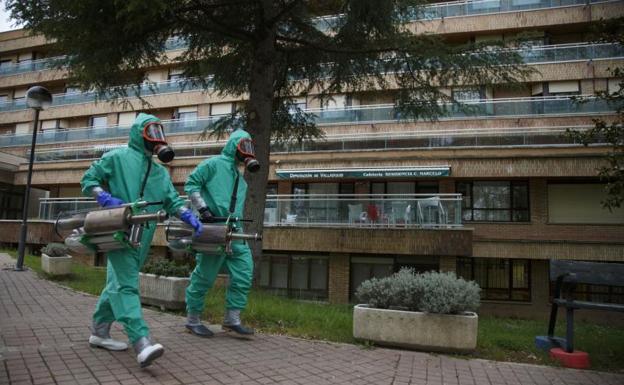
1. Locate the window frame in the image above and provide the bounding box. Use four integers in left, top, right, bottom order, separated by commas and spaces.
457, 257, 532, 302
259, 253, 329, 300
457, 180, 530, 222
89, 115, 108, 128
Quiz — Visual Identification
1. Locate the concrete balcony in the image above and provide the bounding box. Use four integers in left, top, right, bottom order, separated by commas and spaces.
406, 0, 624, 35
0, 95, 619, 149
14, 193, 472, 258
0, 42, 621, 121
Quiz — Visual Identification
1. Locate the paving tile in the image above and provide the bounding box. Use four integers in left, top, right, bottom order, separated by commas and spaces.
1, 252, 623, 385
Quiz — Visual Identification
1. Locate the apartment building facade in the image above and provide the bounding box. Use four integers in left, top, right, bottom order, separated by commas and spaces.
1, 0, 623, 323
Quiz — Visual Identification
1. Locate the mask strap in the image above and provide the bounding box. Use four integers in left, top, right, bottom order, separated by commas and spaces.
139, 157, 153, 200
228, 173, 240, 215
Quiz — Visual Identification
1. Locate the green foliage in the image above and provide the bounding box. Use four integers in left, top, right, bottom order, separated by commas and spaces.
356, 268, 480, 314
567, 17, 624, 210
41, 242, 69, 257
141, 258, 194, 277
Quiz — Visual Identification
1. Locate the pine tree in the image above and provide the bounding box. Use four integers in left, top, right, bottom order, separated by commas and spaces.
8, 0, 531, 259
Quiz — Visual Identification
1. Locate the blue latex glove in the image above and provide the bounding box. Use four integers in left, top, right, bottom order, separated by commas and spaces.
180, 209, 203, 236
96, 191, 124, 207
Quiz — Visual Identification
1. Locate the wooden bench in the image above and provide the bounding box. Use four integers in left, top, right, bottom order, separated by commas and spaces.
546, 259, 624, 353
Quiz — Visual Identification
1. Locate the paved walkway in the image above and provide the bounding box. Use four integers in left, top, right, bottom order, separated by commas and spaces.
1, 254, 622, 385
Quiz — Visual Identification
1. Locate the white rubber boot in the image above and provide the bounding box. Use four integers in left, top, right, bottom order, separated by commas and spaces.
134, 336, 165, 368
89, 322, 128, 351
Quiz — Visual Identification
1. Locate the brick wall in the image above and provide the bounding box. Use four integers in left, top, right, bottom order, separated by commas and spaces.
328, 253, 349, 304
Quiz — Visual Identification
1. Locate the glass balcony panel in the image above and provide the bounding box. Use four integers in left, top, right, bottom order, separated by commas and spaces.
258, 194, 463, 228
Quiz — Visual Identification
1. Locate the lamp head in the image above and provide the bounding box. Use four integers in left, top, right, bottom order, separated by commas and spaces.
26, 86, 52, 110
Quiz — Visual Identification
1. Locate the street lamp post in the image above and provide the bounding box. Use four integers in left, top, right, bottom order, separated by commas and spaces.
15, 86, 52, 271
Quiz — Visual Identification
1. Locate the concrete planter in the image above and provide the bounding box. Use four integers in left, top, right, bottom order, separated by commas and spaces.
353, 304, 478, 353
41, 253, 72, 275
139, 273, 189, 310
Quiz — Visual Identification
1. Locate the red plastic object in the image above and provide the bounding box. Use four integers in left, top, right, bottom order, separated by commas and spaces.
549, 348, 590, 369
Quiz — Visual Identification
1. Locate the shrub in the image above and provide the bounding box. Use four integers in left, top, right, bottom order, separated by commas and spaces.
141, 258, 194, 277
355, 268, 480, 314
41, 242, 69, 257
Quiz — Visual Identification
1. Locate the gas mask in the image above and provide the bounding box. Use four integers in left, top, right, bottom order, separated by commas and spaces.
236, 138, 260, 173
142, 121, 175, 163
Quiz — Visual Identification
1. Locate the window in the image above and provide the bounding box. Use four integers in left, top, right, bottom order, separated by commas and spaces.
547, 81, 580, 96
168, 68, 184, 81
350, 255, 441, 300
118, 112, 137, 127
548, 183, 624, 224
90, 115, 108, 128
370, 181, 439, 195
0, 94, 7, 104
457, 257, 531, 301
0, 182, 25, 219
210, 103, 233, 116
548, 261, 624, 305
350, 257, 394, 298
176, 106, 198, 122
457, 181, 529, 222
259, 254, 328, 300
40, 120, 58, 132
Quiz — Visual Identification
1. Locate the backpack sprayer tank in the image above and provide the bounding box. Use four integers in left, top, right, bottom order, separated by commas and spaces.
56, 201, 167, 254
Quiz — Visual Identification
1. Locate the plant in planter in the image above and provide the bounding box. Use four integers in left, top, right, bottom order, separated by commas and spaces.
353, 268, 481, 353
139, 259, 194, 310
41, 242, 72, 275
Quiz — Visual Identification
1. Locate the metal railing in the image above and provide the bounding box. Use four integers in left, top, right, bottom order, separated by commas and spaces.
519, 42, 624, 64
39, 194, 463, 228
0, 37, 188, 77
416, 0, 611, 20
1, 96, 617, 148
0, 42, 621, 113
26, 124, 601, 163
314, 0, 614, 30
0, 77, 208, 113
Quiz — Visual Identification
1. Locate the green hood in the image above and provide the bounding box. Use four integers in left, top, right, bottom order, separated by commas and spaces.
129, 113, 160, 154
222, 129, 252, 161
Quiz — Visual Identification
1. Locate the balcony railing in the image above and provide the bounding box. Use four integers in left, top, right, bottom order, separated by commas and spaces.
38, 194, 463, 228
26, 124, 601, 163
0, 42, 621, 113
0, 0, 612, 77
315, 0, 613, 31
0, 37, 188, 77
265, 194, 462, 228
1, 96, 618, 148
0, 77, 208, 113
418, 0, 611, 19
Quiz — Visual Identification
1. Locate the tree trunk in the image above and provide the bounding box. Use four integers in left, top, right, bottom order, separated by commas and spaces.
244, 16, 277, 281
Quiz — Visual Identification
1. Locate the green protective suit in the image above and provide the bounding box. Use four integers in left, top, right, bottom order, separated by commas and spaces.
184, 129, 254, 314
81, 113, 185, 344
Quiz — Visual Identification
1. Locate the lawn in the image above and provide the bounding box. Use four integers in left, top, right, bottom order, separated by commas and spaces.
4, 250, 624, 372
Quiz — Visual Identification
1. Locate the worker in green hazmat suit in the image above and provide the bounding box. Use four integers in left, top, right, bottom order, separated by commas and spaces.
81, 113, 202, 368
184, 129, 260, 338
